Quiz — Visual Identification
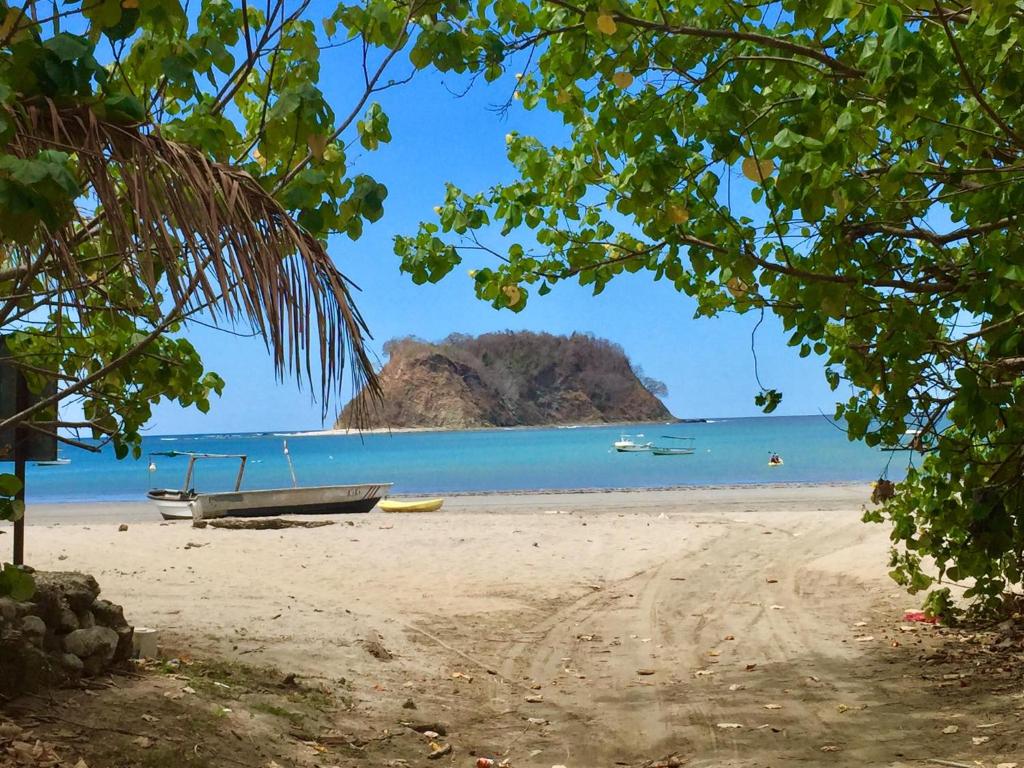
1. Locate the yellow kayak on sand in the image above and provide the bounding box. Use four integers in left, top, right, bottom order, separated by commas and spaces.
378, 498, 445, 513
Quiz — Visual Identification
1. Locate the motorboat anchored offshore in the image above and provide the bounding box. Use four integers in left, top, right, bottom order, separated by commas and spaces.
146, 450, 391, 521
613, 434, 653, 452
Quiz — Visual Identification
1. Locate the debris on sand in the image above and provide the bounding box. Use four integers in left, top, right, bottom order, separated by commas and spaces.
426, 742, 451, 759
401, 722, 448, 737
362, 637, 393, 661
194, 519, 335, 530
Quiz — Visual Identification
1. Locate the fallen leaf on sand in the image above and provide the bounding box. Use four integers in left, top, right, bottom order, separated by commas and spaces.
132, 736, 153, 748
140, 714, 158, 723
694, 669, 714, 677
837, 704, 849, 713
853, 621, 868, 627
997, 763, 1018, 768
765, 578, 778, 584
820, 745, 841, 752
716, 723, 743, 729
708, 650, 721, 657
527, 717, 548, 725
724, 634, 735, 641
74, 761, 89, 768
972, 736, 991, 745
853, 636, 874, 642
637, 669, 656, 676
728, 683, 745, 691
182, 686, 196, 694
769, 605, 784, 611
451, 672, 472, 682
745, 663, 758, 671
525, 694, 543, 703
763, 704, 781, 710
942, 725, 959, 734
977, 722, 1002, 728
427, 742, 452, 759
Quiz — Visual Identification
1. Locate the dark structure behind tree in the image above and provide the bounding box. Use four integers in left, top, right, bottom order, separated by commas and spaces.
0, 337, 58, 565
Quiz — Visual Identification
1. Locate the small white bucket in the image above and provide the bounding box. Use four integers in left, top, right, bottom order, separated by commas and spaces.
133, 627, 159, 658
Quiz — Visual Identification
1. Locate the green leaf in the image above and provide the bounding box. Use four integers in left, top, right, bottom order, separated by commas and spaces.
0, 564, 34, 601
0, 473, 23, 497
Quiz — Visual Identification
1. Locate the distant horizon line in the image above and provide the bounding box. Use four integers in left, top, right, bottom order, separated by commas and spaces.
137, 412, 836, 440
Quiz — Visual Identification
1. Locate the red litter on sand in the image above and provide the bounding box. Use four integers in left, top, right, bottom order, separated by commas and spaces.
903, 610, 939, 624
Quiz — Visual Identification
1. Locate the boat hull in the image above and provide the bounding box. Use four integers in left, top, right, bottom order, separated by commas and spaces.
147, 489, 195, 520
651, 448, 695, 456
192, 483, 392, 520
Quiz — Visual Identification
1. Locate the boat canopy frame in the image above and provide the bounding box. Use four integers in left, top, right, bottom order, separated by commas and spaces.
148, 451, 248, 494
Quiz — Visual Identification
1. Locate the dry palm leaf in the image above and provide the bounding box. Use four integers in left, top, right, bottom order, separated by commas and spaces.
2, 99, 379, 422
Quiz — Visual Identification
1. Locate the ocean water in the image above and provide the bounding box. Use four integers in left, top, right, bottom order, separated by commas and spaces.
21, 415, 908, 503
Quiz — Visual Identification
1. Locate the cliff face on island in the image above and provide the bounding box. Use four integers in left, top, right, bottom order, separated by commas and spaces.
336, 331, 674, 430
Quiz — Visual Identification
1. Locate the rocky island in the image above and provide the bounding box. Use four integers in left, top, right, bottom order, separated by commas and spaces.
337, 331, 674, 430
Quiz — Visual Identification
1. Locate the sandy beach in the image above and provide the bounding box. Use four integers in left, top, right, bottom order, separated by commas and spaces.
5, 484, 1022, 766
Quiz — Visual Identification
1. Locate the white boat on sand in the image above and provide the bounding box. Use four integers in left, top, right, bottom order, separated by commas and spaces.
147, 450, 391, 521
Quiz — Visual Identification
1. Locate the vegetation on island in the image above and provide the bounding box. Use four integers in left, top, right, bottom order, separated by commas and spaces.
393, 2, 1024, 618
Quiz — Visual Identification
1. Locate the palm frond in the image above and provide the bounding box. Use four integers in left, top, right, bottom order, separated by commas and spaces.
2, 99, 380, 421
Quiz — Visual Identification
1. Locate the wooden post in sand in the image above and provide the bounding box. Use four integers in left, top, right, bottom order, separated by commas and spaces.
12, 372, 27, 565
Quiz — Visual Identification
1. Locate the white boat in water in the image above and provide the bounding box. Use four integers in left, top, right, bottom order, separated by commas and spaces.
35, 451, 71, 467
614, 434, 653, 452
147, 450, 391, 521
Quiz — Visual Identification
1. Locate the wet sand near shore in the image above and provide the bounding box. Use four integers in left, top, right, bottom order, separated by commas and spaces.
5, 484, 1022, 766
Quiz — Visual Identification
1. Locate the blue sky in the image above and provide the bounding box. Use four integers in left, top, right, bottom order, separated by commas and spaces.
148, 33, 837, 435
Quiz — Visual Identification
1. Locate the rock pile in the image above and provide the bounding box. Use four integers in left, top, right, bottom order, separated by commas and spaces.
0, 571, 134, 696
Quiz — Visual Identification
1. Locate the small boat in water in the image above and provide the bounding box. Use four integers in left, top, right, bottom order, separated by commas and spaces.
378, 498, 444, 513
650, 436, 696, 456
35, 451, 71, 467
147, 450, 392, 520
614, 434, 653, 452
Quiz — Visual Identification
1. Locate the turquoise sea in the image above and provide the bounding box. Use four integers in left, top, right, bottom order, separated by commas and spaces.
22, 415, 909, 503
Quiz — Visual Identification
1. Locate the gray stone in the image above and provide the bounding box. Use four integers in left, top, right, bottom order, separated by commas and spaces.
19, 616, 46, 648
81, 654, 107, 677
33, 572, 100, 613
63, 626, 118, 662
0, 597, 18, 623
61, 653, 84, 674
113, 625, 134, 663
58, 605, 80, 633
76, 610, 95, 629
90, 599, 126, 628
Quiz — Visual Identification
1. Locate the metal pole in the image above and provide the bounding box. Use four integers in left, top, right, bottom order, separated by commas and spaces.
12, 374, 27, 566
